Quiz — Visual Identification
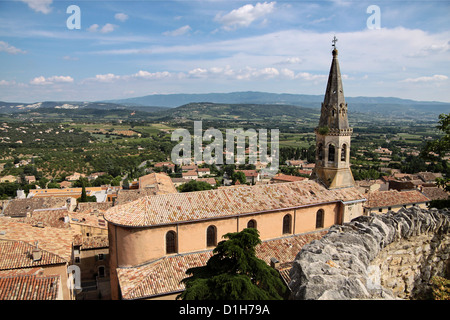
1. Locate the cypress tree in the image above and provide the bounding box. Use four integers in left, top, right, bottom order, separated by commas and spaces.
178, 228, 286, 300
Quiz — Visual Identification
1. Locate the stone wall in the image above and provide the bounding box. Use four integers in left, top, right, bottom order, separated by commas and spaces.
289, 207, 450, 300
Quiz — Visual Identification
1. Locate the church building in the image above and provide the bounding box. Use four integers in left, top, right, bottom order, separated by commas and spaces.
104, 40, 367, 300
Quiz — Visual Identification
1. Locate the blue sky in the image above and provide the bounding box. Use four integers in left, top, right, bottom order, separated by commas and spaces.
0, 0, 449, 103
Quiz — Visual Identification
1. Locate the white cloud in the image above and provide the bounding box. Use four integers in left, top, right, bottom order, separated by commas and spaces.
185, 65, 323, 82
100, 23, 116, 34
30, 75, 74, 85
131, 70, 173, 80
19, 0, 52, 14
87, 23, 116, 33
275, 57, 302, 65
280, 68, 295, 79
94, 73, 120, 82
0, 41, 26, 54
401, 74, 448, 83
407, 41, 450, 58
163, 25, 192, 37
115, 13, 129, 22
295, 72, 326, 81
87, 24, 99, 32
0, 80, 16, 86
215, 2, 276, 31
62, 55, 79, 61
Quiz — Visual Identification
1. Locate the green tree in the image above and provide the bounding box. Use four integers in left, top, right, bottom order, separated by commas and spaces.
232, 171, 246, 185
79, 183, 87, 202
179, 180, 214, 192
178, 228, 286, 300
421, 113, 450, 191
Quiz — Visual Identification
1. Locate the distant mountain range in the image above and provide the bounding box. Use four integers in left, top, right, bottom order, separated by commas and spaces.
0, 91, 448, 121
106, 91, 448, 108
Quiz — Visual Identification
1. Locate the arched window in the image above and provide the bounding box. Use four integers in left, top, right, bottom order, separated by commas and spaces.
283, 214, 292, 234
98, 266, 105, 278
341, 144, 347, 161
328, 144, 335, 162
206, 225, 217, 247
247, 219, 257, 229
316, 209, 324, 229
166, 231, 177, 254
317, 143, 324, 161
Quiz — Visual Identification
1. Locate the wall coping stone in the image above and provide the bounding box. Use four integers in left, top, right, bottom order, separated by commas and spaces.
289, 206, 450, 300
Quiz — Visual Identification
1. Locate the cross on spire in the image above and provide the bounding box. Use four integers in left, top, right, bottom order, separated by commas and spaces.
332, 36, 338, 49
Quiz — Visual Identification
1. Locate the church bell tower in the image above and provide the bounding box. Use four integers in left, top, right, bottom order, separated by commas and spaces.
311, 37, 355, 189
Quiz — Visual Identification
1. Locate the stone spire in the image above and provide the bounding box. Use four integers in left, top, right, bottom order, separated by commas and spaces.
318, 37, 351, 132
311, 37, 355, 189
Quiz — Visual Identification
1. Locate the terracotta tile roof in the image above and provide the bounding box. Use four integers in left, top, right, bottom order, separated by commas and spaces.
237, 170, 259, 177
81, 235, 109, 250
139, 173, 177, 194
418, 171, 442, 182
76, 202, 113, 214
68, 212, 108, 230
116, 189, 159, 206
116, 231, 326, 300
0, 267, 44, 278
271, 174, 307, 182
197, 178, 217, 185
255, 231, 327, 266
3, 197, 69, 218
365, 190, 430, 208
16, 208, 70, 229
182, 170, 198, 177
116, 174, 177, 206
105, 180, 365, 227
0, 239, 66, 270
421, 187, 449, 201
0, 274, 60, 300
0, 217, 78, 262
117, 251, 212, 300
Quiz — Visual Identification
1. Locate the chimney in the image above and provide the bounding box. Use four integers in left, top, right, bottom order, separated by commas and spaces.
270, 257, 280, 269
32, 241, 42, 262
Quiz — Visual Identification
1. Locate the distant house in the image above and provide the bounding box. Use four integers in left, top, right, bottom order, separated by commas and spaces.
0, 175, 17, 183
197, 167, 210, 177
171, 178, 189, 188
66, 172, 84, 182
181, 165, 197, 172
301, 163, 315, 171
286, 160, 304, 167
237, 170, 260, 185
418, 172, 442, 184
87, 172, 106, 181
154, 162, 175, 173
3, 197, 71, 218
24, 176, 36, 184
388, 180, 416, 192
420, 186, 449, 201
197, 178, 217, 186
115, 173, 177, 206
139, 173, 177, 193
182, 170, 198, 180
356, 179, 387, 194
59, 181, 72, 188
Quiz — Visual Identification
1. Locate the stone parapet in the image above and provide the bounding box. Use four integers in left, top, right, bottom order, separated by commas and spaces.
289, 206, 450, 299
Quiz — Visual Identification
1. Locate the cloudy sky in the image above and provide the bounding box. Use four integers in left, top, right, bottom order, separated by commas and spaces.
0, 0, 449, 103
